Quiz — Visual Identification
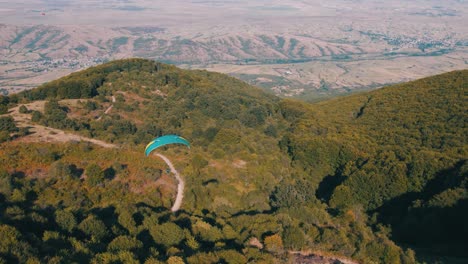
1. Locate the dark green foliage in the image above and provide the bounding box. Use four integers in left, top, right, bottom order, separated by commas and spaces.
270, 179, 316, 209
0, 169, 13, 198
78, 216, 109, 241
18, 105, 29, 114
30, 110, 43, 122
49, 161, 74, 180
0, 96, 8, 114
282, 226, 306, 250
280, 69, 467, 259
0, 131, 10, 143
0, 116, 18, 133
264, 124, 277, 137
39, 100, 80, 130
19, 59, 163, 100
0, 60, 465, 263
0, 116, 17, 142
149, 222, 184, 248
107, 236, 143, 253
0, 105, 7, 115
54, 210, 77, 233
191, 154, 208, 171
84, 101, 97, 111
0, 225, 22, 257
217, 250, 247, 264
85, 163, 105, 186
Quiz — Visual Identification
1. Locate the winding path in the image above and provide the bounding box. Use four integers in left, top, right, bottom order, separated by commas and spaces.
8, 102, 117, 148
156, 153, 184, 212
7, 100, 184, 212
97, 95, 116, 121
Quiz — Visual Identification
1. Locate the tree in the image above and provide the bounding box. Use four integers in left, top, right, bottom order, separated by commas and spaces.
49, 161, 73, 180
0, 105, 7, 115
55, 210, 77, 233
0, 225, 21, 254
329, 185, 354, 209
107, 236, 143, 253
149, 223, 184, 248
85, 163, 105, 186
192, 220, 223, 243
0, 117, 17, 133
282, 226, 306, 250
19, 105, 29, 114
270, 180, 315, 209
192, 154, 208, 171
185, 235, 199, 250
78, 216, 108, 241
0, 169, 13, 197
264, 234, 283, 254
31, 111, 43, 123
117, 210, 138, 235
0, 131, 9, 143
167, 256, 184, 264
217, 250, 247, 264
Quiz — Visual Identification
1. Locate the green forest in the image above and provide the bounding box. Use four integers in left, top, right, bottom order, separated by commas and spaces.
0, 59, 466, 263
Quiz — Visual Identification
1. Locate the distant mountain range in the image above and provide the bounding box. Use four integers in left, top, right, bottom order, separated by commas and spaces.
1, 23, 466, 99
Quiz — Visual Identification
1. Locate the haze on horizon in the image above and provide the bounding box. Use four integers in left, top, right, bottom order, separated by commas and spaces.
1, 0, 467, 98
1, 0, 466, 31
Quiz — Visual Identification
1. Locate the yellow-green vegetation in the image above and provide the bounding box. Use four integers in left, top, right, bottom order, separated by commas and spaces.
0, 59, 466, 263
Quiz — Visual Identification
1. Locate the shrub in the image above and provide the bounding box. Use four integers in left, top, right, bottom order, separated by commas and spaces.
149, 223, 184, 248
264, 234, 283, 253
0, 117, 17, 133
107, 236, 143, 253
19, 105, 29, 114
85, 163, 105, 186
55, 210, 77, 233
282, 226, 306, 250
78, 216, 108, 241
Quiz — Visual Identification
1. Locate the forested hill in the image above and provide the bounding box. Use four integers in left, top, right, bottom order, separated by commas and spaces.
282, 69, 467, 258
0, 59, 466, 263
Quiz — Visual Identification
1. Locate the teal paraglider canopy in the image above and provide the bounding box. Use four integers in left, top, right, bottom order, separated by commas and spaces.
145, 135, 190, 156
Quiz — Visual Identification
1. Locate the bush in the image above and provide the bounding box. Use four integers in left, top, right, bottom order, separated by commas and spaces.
49, 161, 73, 180
31, 111, 43, 122
264, 234, 283, 253
0, 131, 10, 143
149, 223, 184, 248
107, 236, 143, 253
0, 117, 17, 133
78, 216, 108, 241
85, 163, 105, 186
0, 105, 7, 115
0, 225, 21, 254
282, 226, 306, 250
55, 210, 77, 233
19, 105, 29, 114
167, 256, 184, 264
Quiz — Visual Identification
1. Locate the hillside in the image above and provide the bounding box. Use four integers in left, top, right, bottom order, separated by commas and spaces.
282, 70, 467, 259
0, 59, 466, 263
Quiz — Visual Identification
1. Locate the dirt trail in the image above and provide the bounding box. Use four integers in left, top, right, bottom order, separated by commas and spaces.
156, 153, 184, 212
7, 101, 184, 212
289, 251, 359, 264
97, 95, 116, 121
7, 101, 117, 148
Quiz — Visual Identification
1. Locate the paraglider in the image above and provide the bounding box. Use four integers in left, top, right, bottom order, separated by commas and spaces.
145, 135, 190, 156
145, 135, 190, 212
